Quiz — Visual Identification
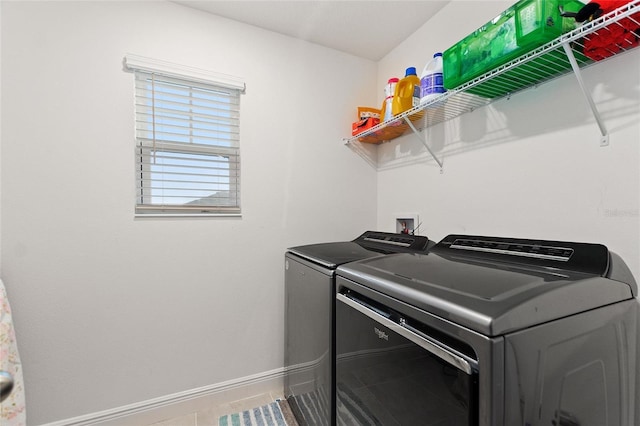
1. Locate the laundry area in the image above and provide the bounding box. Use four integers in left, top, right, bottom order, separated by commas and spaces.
0, 0, 639, 425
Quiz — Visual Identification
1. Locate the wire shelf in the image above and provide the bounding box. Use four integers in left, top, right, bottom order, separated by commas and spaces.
345, 0, 640, 147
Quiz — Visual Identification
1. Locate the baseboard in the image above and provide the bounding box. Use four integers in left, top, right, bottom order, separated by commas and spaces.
41, 367, 286, 426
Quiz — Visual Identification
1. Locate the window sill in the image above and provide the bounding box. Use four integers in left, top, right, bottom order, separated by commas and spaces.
134, 213, 242, 219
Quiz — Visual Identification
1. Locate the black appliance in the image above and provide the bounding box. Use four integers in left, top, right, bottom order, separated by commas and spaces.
335, 234, 639, 425
284, 231, 433, 425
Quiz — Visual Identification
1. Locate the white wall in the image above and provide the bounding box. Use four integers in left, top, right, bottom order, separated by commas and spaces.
376, 1, 640, 279
0, 1, 377, 423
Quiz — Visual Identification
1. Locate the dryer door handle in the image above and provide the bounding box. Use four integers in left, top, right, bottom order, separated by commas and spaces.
337, 293, 475, 374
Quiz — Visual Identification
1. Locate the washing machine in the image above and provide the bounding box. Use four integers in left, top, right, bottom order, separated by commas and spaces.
284, 230, 433, 425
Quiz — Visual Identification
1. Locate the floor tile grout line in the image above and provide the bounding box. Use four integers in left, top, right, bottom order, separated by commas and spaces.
152, 390, 285, 426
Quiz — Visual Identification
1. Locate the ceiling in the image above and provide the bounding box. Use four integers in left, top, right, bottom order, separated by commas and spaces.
173, 1, 450, 61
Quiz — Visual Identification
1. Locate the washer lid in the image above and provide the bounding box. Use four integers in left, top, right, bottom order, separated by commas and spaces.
287, 231, 432, 269
288, 241, 384, 269
337, 236, 635, 336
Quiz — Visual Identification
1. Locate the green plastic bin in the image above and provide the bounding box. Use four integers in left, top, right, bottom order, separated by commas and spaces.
443, 0, 586, 97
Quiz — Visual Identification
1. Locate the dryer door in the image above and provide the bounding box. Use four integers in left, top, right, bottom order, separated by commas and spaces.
336, 290, 479, 425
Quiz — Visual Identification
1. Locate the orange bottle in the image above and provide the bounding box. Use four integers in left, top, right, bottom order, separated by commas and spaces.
392, 67, 420, 116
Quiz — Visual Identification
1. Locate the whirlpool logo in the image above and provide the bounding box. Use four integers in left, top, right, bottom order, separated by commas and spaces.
374, 327, 389, 341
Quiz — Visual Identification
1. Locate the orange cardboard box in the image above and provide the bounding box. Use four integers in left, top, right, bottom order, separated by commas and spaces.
352, 117, 380, 136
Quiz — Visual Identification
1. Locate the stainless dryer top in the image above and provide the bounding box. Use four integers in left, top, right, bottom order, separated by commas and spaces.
336, 234, 637, 336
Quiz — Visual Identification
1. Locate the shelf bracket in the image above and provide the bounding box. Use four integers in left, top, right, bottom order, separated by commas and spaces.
561, 42, 609, 146
403, 116, 444, 170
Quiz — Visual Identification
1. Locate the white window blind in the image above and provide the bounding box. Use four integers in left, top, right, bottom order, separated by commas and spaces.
125, 55, 244, 215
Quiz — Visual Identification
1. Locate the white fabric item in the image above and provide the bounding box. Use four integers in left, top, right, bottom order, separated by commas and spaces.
0, 278, 26, 425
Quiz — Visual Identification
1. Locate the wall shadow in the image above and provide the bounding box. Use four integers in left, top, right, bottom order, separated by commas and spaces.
371, 50, 640, 171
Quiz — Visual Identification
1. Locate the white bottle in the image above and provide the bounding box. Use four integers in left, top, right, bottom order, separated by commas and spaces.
420, 52, 446, 105
382, 78, 399, 122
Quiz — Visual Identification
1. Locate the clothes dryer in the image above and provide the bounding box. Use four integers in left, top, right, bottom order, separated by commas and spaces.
335, 234, 638, 425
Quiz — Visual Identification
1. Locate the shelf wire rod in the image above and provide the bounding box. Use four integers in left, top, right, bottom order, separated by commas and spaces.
561, 42, 608, 145
403, 115, 444, 169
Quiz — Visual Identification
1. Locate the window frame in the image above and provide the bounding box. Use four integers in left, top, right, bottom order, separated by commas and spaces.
124, 54, 245, 217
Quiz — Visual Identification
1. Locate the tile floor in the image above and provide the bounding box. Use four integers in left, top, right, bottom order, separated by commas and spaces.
149, 390, 284, 426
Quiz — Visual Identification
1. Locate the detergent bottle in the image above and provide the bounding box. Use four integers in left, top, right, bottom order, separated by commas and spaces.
420, 52, 446, 105
380, 77, 399, 122
392, 67, 421, 116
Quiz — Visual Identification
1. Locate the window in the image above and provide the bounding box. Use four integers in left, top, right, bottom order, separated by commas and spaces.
124, 55, 245, 215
